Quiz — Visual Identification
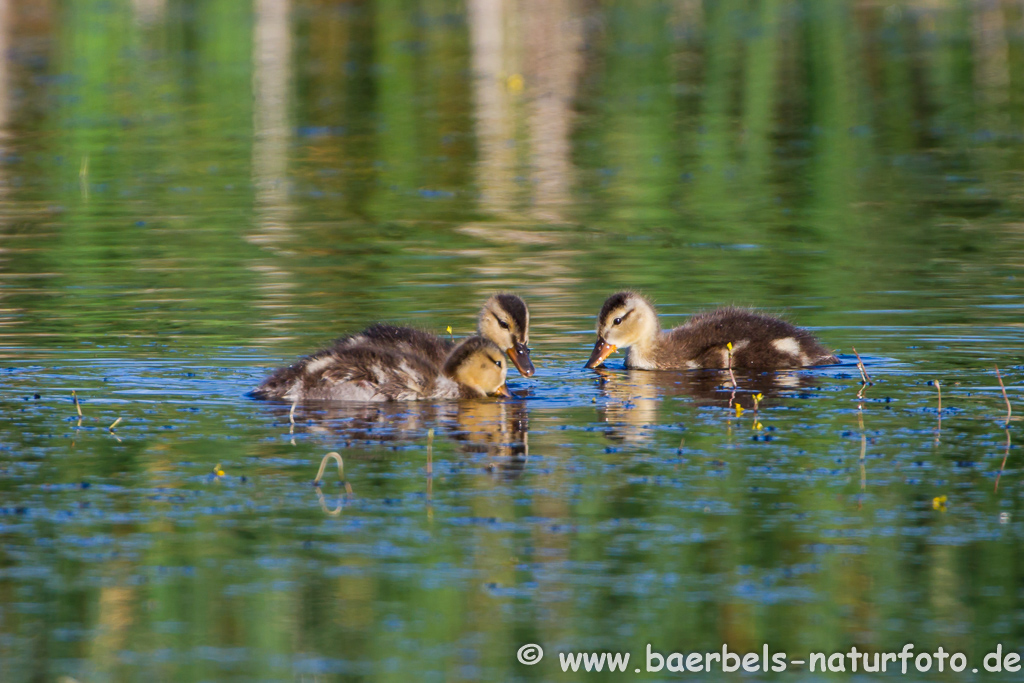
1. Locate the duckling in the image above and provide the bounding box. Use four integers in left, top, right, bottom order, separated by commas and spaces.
585, 292, 838, 371
253, 336, 510, 402
332, 294, 535, 377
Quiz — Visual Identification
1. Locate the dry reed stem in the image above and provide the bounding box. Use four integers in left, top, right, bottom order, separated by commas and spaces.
857, 400, 867, 506
725, 344, 738, 390
935, 379, 942, 414
860, 432, 867, 494
995, 365, 1011, 427
996, 428, 1011, 493
851, 347, 871, 384
317, 489, 343, 516
993, 367, 1013, 491
72, 390, 82, 418
426, 429, 434, 476
79, 155, 89, 201
315, 451, 344, 485
108, 417, 122, 431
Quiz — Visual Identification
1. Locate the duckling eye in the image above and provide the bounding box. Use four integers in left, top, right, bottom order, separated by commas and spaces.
498, 320, 510, 330
494, 359, 502, 367
613, 317, 622, 326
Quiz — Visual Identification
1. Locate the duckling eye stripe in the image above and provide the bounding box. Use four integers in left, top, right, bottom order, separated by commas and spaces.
614, 309, 633, 324
492, 312, 509, 328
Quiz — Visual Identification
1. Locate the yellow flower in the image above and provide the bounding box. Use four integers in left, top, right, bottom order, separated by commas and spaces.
446, 326, 452, 335
214, 463, 225, 477
932, 495, 947, 511
734, 404, 744, 417
753, 421, 763, 431
726, 342, 733, 352
507, 73, 524, 93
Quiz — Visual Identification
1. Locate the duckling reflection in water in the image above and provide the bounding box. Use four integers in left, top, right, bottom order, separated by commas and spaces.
253, 336, 510, 402
593, 368, 660, 444
258, 390, 531, 475
586, 292, 837, 371
449, 399, 529, 475
274, 401, 457, 444
334, 294, 535, 377
593, 367, 825, 443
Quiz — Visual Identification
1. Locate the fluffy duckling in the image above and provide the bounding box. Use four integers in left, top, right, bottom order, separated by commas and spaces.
585, 292, 838, 371
332, 294, 535, 377
253, 336, 510, 402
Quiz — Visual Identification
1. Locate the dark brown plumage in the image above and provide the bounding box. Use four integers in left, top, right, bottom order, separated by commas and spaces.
598, 292, 631, 325
666, 307, 838, 369
252, 336, 509, 402
332, 294, 534, 377
586, 292, 838, 371
493, 293, 528, 334
333, 323, 453, 367
253, 345, 447, 401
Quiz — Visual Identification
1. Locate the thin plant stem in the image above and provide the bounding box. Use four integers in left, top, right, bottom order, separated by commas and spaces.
995, 365, 1011, 427
851, 346, 871, 384
996, 428, 1011, 493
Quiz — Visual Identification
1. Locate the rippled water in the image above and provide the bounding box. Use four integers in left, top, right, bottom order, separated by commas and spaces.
4, 0, 1024, 681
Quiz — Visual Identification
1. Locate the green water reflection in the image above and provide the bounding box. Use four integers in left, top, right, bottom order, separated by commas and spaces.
3, 0, 1024, 681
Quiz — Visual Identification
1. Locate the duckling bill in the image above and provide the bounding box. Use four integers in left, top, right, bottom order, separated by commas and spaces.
586, 292, 838, 371
253, 336, 510, 402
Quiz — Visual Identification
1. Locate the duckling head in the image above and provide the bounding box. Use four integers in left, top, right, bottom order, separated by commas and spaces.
585, 292, 660, 369
478, 293, 534, 377
444, 336, 511, 398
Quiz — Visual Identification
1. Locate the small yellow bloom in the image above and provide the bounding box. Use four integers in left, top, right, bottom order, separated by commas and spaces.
734, 404, 744, 417
214, 463, 225, 477
932, 495, 947, 511
753, 421, 763, 431
446, 326, 452, 335
507, 73, 524, 93
726, 342, 733, 352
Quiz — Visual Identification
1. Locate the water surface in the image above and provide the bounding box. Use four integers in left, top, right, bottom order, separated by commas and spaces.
3, 1, 1024, 681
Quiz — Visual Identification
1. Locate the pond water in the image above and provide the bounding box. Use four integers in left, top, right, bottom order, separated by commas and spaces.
3, 0, 1024, 681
